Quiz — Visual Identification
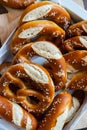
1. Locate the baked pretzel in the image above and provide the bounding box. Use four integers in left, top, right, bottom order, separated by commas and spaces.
0, 62, 55, 115
0, 95, 37, 130
0, 0, 35, 9
66, 71, 87, 90
13, 41, 67, 91
60, 36, 87, 54
66, 20, 87, 38
19, 1, 71, 30
10, 20, 65, 54
37, 91, 72, 130
0, 62, 11, 77
66, 90, 84, 123
64, 50, 87, 73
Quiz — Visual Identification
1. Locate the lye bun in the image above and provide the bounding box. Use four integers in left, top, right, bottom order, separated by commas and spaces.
0, 0, 35, 9
19, 1, 71, 30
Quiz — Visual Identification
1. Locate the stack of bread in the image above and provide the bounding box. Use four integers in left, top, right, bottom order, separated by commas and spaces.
0, 1, 87, 130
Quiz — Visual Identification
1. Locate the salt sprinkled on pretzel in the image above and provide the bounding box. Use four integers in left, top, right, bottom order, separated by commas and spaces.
13, 41, 67, 91
0, 62, 55, 115
10, 20, 65, 54
19, 1, 71, 30
0, 95, 37, 130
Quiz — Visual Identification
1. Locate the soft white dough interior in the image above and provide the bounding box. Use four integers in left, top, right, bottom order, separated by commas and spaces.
18, 27, 43, 39
82, 24, 87, 33
32, 41, 62, 59
23, 63, 49, 83
79, 36, 87, 48
23, 4, 52, 22
26, 117, 32, 130
66, 97, 80, 122
12, 103, 23, 126
51, 107, 69, 130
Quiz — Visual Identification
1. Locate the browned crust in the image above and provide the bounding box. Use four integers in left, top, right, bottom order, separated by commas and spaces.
0, 0, 35, 9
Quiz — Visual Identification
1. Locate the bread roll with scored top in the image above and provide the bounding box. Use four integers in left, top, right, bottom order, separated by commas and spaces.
37, 91, 72, 130
64, 50, 87, 73
60, 36, 87, 53
66, 90, 84, 123
0, 62, 55, 115
10, 20, 65, 54
19, 1, 71, 30
13, 41, 67, 91
0, 0, 35, 9
0, 95, 37, 130
66, 20, 87, 38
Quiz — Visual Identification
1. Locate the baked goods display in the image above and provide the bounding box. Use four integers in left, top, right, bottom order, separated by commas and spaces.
0, 1, 87, 130
0, 0, 36, 9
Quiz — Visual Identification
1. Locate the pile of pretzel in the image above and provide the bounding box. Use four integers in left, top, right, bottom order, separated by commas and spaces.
0, 1, 87, 130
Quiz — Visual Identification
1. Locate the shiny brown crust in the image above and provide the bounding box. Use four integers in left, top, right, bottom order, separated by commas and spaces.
66, 71, 87, 90
0, 62, 11, 77
0, 0, 35, 9
0, 95, 37, 130
19, 1, 71, 30
10, 20, 65, 54
60, 36, 87, 53
66, 21, 87, 38
0, 62, 55, 115
12, 41, 67, 91
37, 91, 72, 130
64, 50, 87, 73
72, 90, 85, 105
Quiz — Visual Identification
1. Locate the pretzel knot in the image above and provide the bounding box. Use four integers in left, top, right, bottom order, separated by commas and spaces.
0, 62, 55, 115
13, 41, 67, 91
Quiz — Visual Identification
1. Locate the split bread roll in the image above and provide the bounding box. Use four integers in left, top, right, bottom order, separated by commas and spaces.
60, 36, 87, 53
37, 91, 84, 130
10, 20, 65, 54
0, 62, 55, 115
19, 1, 71, 30
0, 95, 37, 130
64, 50, 87, 73
37, 91, 72, 130
0, 0, 35, 9
13, 41, 67, 91
66, 20, 87, 38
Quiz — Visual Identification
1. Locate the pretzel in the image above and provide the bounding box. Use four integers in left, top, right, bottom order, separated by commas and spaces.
10, 20, 65, 54
60, 36, 87, 53
37, 91, 72, 130
19, 1, 71, 30
0, 62, 11, 77
13, 41, 67, 91
66, 20, 87, 38
64, 50, 87, 73
0, 62, 55, 115
66, 90, 84, 123
0, 95, 37, 130
0, 0, 35, 9
66, 71, 87, 90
